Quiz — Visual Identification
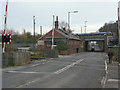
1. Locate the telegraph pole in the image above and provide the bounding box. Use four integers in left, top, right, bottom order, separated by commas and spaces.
68, 12, 70, 30
33, 16, 36, 52
40, 26, 42, 36
84, 21, 87, 34
33, 16, 35, 38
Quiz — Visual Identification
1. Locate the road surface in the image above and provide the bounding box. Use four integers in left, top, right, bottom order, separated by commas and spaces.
2, 52, 106, 88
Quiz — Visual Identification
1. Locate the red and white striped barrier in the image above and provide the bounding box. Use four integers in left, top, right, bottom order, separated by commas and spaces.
2, 0, 8, 52
4, 0, 8, 34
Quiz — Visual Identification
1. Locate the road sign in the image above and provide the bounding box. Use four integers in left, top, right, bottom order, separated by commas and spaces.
2, 34, 11, 44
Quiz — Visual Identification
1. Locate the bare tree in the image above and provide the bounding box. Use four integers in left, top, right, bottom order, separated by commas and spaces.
0, 30, 3, 34
59, 21, 73, 33
6, 28, 20, 35
59, 21, 68, 30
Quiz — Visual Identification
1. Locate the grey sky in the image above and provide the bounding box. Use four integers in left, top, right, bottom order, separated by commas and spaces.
0, 1, 118, 34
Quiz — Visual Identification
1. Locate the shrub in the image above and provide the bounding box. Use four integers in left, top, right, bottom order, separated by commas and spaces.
56, 41, 69, 52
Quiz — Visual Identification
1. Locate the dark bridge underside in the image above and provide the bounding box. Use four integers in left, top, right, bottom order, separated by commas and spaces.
84, 40, 105, 52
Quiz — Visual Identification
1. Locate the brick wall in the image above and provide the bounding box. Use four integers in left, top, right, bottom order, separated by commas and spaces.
38, 29, 66, 50
39, 30, 65, 40
66, 40, 82, 54
37, 29, 83, 55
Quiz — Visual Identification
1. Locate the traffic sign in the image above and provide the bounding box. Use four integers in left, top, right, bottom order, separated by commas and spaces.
2, 34, 11, 44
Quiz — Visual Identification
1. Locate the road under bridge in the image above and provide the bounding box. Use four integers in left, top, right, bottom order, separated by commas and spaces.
73, 32, 111, 52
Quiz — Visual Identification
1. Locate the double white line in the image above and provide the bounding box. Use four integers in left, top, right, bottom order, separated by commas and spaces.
54, 59, 84, 74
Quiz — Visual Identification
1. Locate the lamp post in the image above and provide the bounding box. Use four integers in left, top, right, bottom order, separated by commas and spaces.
33, 16, 35, 38
33, 16, 36, 52
68, 10, 78, 30
84, 21, 87, 34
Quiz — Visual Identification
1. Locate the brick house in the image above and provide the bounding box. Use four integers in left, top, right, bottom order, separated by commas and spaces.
37, 16, 82, 55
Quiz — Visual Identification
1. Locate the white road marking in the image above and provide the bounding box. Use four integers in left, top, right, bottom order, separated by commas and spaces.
32, 64, 39, 67
7, 71, 46, 74
16, 79, 41, 88
105, 60, 108, 73
101, 59, 108, 88
16, 73, 53, 88
54, 59, 84, 74
101, 76, 106, 86
15, 59, 84, 88
41, 60, 46, 61
108, 79, 120, 82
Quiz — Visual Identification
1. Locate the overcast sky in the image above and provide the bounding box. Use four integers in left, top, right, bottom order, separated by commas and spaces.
0, 0, 119, 35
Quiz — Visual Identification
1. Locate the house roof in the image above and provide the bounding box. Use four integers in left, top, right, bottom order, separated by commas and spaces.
37, 28, 80, 41
56, 29, 80, 40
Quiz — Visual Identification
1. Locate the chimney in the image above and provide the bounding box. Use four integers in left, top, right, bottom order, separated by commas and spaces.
63, 27, 66, 31
55, 16, 59, 29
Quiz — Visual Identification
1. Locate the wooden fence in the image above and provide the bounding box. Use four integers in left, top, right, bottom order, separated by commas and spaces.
2, 52, 31, 67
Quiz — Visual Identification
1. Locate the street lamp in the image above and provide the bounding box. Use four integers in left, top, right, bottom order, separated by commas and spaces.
84, 21, 87, 34
68, 10, 78, 30
73, 11, 78, 13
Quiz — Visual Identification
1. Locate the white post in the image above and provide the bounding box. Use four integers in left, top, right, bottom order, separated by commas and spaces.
3, 43, 5, 53
51, 29, 54, 49
0, 35, 2, 90
51, 15, 55, 49
118, 1, 120, 45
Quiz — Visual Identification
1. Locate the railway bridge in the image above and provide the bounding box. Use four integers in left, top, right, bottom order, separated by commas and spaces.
73, 32, 111, 52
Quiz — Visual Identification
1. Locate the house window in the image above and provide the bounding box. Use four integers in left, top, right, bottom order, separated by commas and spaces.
54, 41, 57, 45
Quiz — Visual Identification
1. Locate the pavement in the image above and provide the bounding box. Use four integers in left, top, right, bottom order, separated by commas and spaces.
104, 58, 119, 89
